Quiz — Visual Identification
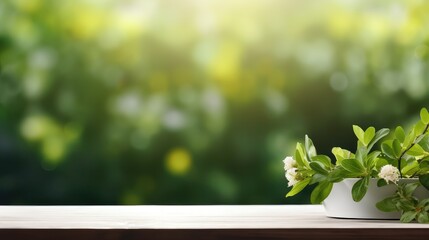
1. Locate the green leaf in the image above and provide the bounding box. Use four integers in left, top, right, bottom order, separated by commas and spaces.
414, 121, 426, 136
368, 128, 390, 151
376, 196, 399, 212
294, 148, 304, 167
312, 155, 332, 168
377, 179, 387, 187
403, 129, 416, 149
395, 126, 405, 143
407, 144, 427, 157
381, 142, 396, 159
421, 108, 429, 125
366, 151, 380, 168
392, 139, 402, 158
419, 174, 429, 191
353, 125, 365, 145
310, 173, 327, 185
400, 211, 417, 223
309, 162, 328, 175
310, 181, 333, 204
364, 127, 375, 146
415, 134, 426, 145
355, 146, 367, 165
327, 166, 353, 182
286, 178, 311, 197
375, 158, 389, 169
404, 182, 421, 197
417, 212, 429, 223
401, 160, 419, 177
305, 135, 317, 160
417, 198, 429, 208
352, 176, 369, 202
420, 160, 429, 169
295, 143, 310, 168
396, 198, 417, 212
331, 147, 354, 164
419, 135, 429, 152
340, 158, 365, 174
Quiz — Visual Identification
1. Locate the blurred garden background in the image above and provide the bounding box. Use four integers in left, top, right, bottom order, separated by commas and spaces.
0, 0, 429, 204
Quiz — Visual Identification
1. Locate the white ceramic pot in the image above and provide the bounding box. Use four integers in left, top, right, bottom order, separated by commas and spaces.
323, 178, 429, 219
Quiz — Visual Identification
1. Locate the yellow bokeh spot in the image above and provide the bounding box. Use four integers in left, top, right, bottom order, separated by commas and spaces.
165, 148, 192, 175
362, 15, 390, 43
113, 12, 146, 38
68, 10, 106, 40
21, 115, 81, 165
12, 0, 41, 13
209, 42, 242, 83
20, 115, 52, 141
397, 18, 420, 45
327, 10, 355, 39
42, 136, 66, 163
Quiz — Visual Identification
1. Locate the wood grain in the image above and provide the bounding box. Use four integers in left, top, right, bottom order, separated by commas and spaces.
0, 205, 428, 239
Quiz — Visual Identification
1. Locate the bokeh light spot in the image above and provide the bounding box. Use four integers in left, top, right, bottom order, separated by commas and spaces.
20, 115, 51, 141
42, 136, 65, 163
165, 148, 192, 175
11, 0, 42, 13
329, 72, 349, 92
162, 109, 187, 131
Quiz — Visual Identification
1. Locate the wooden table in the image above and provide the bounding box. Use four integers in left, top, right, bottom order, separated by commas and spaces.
0, 205, 428, 239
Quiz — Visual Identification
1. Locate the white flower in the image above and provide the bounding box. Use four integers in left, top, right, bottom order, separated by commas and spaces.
378, 164, 400, 184
286, 168, 299, 187
283, 156, 297, 171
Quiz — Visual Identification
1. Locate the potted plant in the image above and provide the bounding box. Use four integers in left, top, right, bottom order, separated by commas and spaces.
283, 108, 429, 223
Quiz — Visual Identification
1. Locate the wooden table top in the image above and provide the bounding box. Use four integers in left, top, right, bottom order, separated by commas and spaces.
0, 205, 427, 229
1, 205, 428, 240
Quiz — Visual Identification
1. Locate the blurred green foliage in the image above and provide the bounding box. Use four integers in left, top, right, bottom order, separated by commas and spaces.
0, 0, 429, 204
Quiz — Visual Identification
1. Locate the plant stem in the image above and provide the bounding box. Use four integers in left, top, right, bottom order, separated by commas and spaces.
398, 124, 429, 178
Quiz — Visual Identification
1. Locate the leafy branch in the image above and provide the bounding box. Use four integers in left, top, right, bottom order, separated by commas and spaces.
284, 107, 429, 223
376, 182, 429, 223
396, 115, 429, 178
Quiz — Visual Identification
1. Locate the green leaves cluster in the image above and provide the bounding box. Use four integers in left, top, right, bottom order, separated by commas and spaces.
376, 182, 429, 223
286, 126, 389, 203
285, 107, 429, 223
379, 108, 429, 185
285, 135, 334, 202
